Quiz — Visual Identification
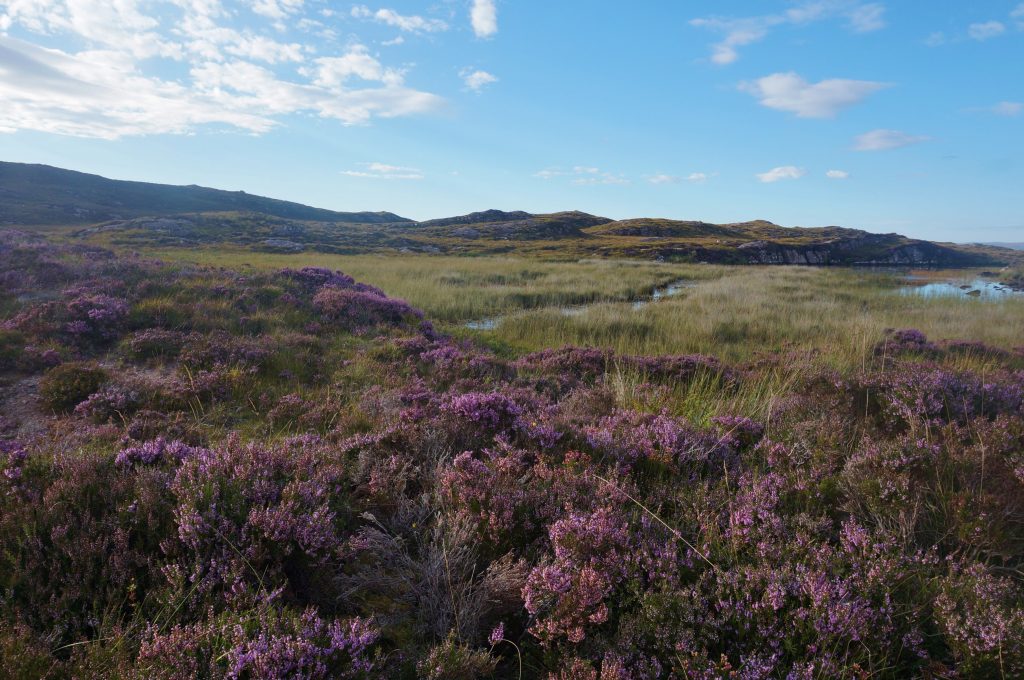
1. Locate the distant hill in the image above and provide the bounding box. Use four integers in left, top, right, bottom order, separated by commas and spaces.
0, 162, 410, 225
1, 162, 1018, 267
415, 210, 610, 240
981, 242, 1024, 251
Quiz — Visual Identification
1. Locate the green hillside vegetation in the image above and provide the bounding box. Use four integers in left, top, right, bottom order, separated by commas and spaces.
3, 162, 1020, 267
0, 162, 408, 225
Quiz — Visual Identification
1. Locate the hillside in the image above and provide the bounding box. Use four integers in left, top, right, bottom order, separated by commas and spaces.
1, 162, 1018, 266
0, 162, 409, 225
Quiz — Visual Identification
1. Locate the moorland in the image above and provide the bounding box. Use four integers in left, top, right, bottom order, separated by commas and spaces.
1, 165, 1024, 678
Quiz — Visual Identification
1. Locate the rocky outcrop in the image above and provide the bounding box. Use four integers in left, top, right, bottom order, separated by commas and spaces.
417, 210, 610, 240
417, 210, 534, 228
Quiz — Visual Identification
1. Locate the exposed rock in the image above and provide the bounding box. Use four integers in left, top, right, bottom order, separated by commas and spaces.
260, 238, 304, 252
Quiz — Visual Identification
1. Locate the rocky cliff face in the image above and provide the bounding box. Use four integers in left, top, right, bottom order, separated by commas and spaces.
725, 237, 990, 266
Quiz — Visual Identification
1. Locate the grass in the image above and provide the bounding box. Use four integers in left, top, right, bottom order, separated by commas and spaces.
463, 266, 1024, 370
141, 248, 727, 323
134, 248, 1024, 372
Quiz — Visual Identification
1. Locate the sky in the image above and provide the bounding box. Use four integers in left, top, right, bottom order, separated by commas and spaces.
0, 1, 1022, 242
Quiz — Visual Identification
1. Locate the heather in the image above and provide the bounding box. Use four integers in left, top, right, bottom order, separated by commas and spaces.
1, 230, 1024, 678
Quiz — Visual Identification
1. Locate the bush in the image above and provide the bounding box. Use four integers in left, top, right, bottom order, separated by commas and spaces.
38, 362, 108, 413
0, 330, 22, 371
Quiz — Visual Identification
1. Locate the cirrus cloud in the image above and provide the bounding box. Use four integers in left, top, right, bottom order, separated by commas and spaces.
341, 162, 424, 180
853, 129, 930, 151
968, 21, 1005, 41
690, 2, 887, 65
351, 6, 448, 33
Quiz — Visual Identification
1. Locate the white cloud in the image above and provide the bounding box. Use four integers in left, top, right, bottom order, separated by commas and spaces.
461, 69, 497, 91
690, 2, 886, 65
471, 0, 497, 38
0, 3, 445, 138
535, 166, 630, 185
382, 36, 405, 46
351, 6, 448, 33
646, 172, 711, 184
740, 72, 888, 118
853, 129, 929, 151
968, 21, 1005, 41
826, 169, 849, 179
251, 0, 304, 20
757, 166, 805, 183
312, 46, 404, 87
689, 17, 773, 65
846, 3, 886, 32
991, 101, 1023, 116
341, 162, 424, 179
1013, 3, 1024, 27
224, 35, 305, 63
573, 174, 630, 186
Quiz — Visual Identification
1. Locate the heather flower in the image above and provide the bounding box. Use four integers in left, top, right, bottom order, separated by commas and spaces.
488, 621, 505, 646
935, 562, 1024, 675
524, 507, 632, 644
313, 286, 423, 330
74, 384, 140, 423
115, 437, 205, 467
165, 437, 346, 606
138, 608, 380, 679
1, 440, 28, 490
63, 293, 129, 344
126, 328, 188, 359
586, 409, 735, 477
874, 328, 938, 356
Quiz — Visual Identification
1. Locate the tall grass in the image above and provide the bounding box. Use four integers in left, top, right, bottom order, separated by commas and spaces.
145, 249, 726, 322
482, 267, 1024, 371
141, 248, 1024, 372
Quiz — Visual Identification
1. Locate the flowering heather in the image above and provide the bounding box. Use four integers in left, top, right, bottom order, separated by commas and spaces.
63, 293, 129, 343
138, 607, 380, 679
115, 436, 206, 466
2, 238, 1024, 677
586, 409, 736, 476
875, 327, 939, 356
313, 286, 423, 330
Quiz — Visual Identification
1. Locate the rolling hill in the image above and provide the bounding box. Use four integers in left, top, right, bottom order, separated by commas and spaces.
1, 161, 1018, 267
0, 162, 409, 225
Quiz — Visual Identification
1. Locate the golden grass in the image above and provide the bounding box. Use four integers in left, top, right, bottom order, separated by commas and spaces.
139, 248, 1024, 373
475, 267, 1024, 371
144, 248, 726, 322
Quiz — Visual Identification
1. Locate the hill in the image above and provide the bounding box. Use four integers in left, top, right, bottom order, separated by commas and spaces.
1, 162, 1018, 267
0, 162, 409, 225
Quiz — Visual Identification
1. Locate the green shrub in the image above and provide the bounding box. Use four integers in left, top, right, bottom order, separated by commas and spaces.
39, 362, 109, 413
0, 330, 22, 371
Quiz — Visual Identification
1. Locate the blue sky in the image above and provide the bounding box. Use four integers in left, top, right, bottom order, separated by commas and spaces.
1, 1, 1022, 242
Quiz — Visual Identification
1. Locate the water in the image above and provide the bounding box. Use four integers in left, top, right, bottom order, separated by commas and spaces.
633, 280, 695, 309
898, 278, 1024, 300
465, 317, 501, 330
465, 278, 694, 330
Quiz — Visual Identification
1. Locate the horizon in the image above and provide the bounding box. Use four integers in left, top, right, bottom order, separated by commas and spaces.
1, 1, 1023, 241
5, 159, 1021, 247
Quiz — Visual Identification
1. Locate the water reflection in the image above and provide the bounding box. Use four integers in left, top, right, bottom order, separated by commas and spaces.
898, 279, 1023, 300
